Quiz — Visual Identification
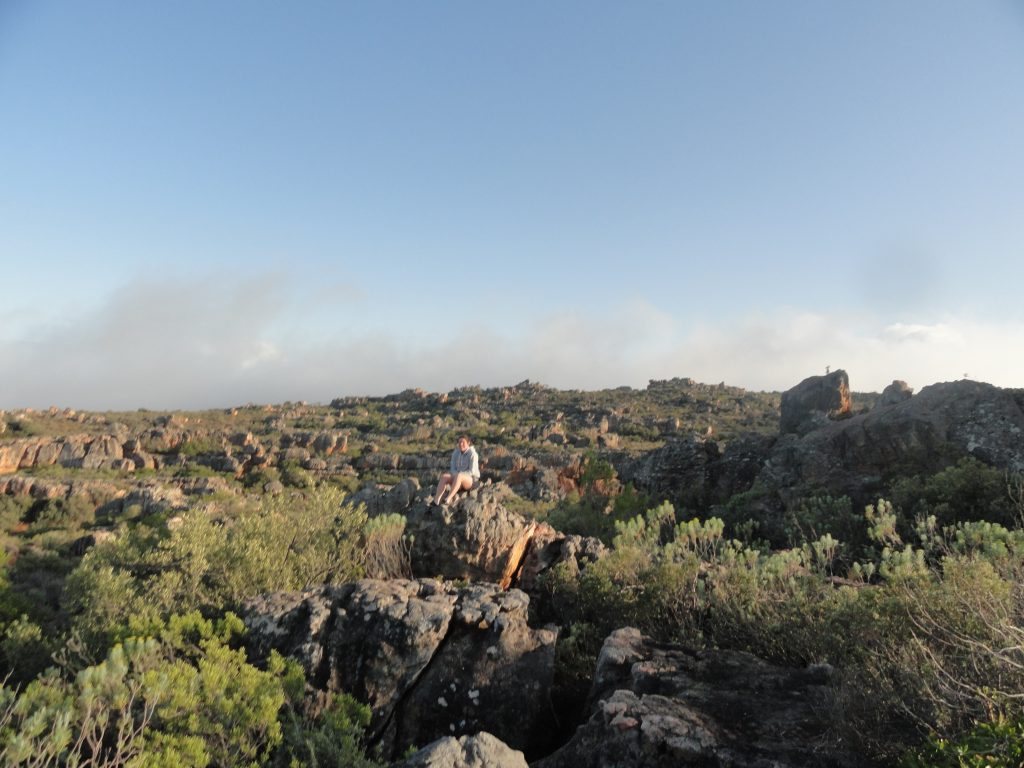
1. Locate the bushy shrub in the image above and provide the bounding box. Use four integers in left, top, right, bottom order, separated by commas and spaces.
889, 458, 1018, 529
903, 718, 1024, 768
0, 611, 378, 768
362, 513, 413, 580
1, 615, 58, 684
278, 461, 313, 490
64, 486, 368, 654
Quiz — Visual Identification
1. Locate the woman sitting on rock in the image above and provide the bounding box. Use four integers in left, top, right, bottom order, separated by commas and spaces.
433, 435, 479, 505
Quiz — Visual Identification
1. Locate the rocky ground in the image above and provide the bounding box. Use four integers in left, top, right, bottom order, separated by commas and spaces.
4, 371, 1023, 765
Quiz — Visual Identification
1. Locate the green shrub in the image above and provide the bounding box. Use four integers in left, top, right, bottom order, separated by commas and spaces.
1, 615, 57, 684
0, 612, 315, 768
362, 513, 412, 580
64, 486, 368, 654
889, 458, 1018, 530
279, 461, 313, 490
903, 718, 1024, 768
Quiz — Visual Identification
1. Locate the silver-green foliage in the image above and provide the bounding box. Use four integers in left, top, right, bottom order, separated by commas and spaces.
64, 486, 367, 653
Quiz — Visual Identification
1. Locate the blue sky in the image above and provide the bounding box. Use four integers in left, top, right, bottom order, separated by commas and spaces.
2, 1, 1023, 409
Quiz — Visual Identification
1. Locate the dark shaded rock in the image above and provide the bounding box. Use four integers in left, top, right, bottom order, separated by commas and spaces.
779, 370, 851, 436
879, 380, 914, 407
243, 579, 557, 760
761, 379, 1024, 503
616, 437, 719, 507
392, 732, 527, 768
535, 627, 861, 768
706, 432, 777, 504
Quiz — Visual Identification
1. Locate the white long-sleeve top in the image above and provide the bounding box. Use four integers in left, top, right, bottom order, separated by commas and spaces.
450, 445, 480, 479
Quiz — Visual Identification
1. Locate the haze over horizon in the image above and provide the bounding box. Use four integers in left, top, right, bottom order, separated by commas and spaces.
2, 2, 1022, 410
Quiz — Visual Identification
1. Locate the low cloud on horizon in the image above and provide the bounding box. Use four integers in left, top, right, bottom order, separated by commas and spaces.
2, 276, 1021, 411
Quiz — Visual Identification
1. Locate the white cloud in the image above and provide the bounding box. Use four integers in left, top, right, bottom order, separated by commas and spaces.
1, 274, 1022, 410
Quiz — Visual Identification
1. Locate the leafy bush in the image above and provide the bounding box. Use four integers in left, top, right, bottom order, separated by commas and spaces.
64, 486, 368, 654
904, 718, 1024, 768
889, 458, 1018, 530
362, 513, 413, 580
278, 461, 313, 490
0, 612, 373, 768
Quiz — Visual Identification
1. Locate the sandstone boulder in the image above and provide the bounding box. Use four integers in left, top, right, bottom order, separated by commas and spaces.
393, 732, 527, 768
779, 370, 851, 436
404, 484, 603, 590
761, 379, 1024, 504
879, 379, 914, 406
243, 579, 558, 760
81, 435, 124, 469
535, 627, 861, 768
0, 439, 43, 472
406, 486, 537, 585
348, 478, 421, 518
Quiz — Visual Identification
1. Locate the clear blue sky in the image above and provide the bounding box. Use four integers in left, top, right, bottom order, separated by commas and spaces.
2, 1, 1023, 409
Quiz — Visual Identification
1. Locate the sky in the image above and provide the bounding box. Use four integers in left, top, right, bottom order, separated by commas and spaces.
1, 1, 1023, 409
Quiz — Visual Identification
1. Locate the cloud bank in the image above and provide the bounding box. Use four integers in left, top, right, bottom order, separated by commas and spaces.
1, 275, 1021, 410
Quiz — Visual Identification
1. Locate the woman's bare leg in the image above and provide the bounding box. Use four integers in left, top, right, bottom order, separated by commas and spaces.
434, 473, 454, 505
441, 472, 474, 504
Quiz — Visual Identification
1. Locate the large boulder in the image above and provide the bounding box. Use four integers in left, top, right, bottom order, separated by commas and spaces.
406, 486, 538, 585
81, 435, 124, 469
405, 485, 604, 590
243, 579, 558, 760
348, 477, 421, 518
779, 370, 851, 436
878, 380, 913, 407
536, 628, 862, 768
392, 732, 527, 768
762, 379, 1024, 503
0, 439, 50, 472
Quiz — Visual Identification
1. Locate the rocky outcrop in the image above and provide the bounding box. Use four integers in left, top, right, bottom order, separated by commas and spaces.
393, 732, 528, 768
762, 379, 1024, 503
404, 485, 603, 590
617, 438, 720, 507
536, 628, 861, 768
779, 370, 852, 436
879, 379, 913, 407
348, 477, 421, 518
0, 476, 187, 517
707, 432, 777, 503
406, 486, 540, 584
514, 523, 605, 592
243, 579, 558, 760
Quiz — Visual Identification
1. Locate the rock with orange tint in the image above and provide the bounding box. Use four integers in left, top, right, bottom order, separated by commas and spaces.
779, 370, 851, 436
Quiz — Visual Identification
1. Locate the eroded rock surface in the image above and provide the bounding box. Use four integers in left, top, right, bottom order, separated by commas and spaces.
536, 627, 861, 768
243, 578, 558, 759
779, 370, 852, 437
763, 379, 1024, 502
393, 732, 528, 768
404, 485, 602, 590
